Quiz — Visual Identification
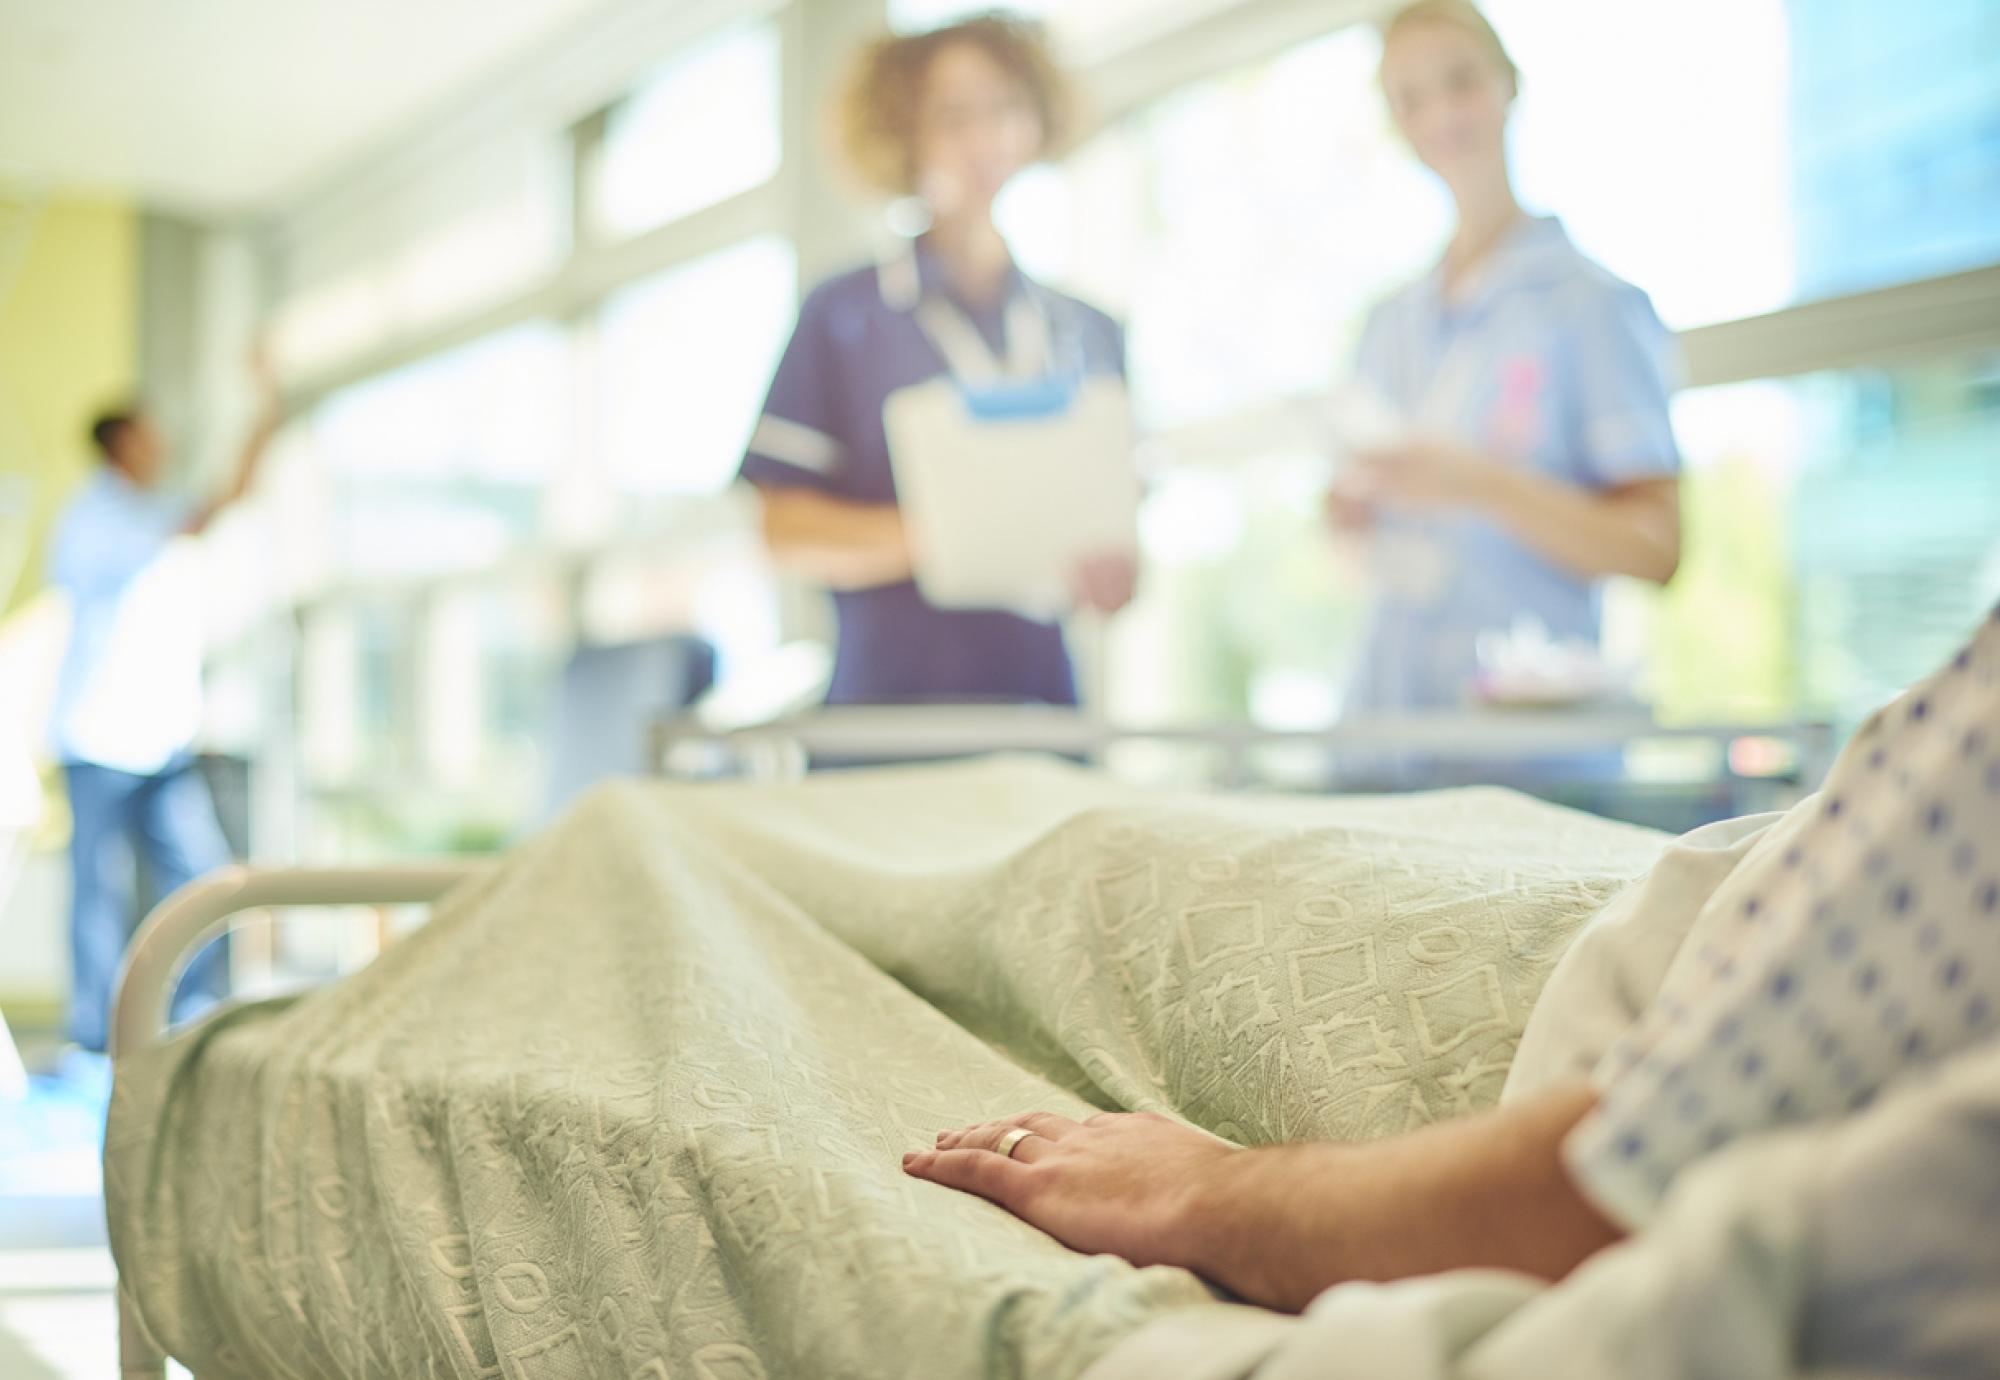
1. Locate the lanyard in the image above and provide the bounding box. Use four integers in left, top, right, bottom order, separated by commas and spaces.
910, 282, 1058, 387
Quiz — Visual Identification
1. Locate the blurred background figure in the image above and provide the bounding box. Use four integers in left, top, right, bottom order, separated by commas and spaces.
49, 377, 275, 1060
741, 12, 1134, 707
1328, 0, 1681, 720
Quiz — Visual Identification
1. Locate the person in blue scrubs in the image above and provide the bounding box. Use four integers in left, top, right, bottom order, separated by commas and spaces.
739, 14, 1132, 706
1330, 0, 1683, 717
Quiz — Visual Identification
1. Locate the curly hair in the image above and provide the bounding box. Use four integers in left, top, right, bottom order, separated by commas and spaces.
835, 11, 1080, 198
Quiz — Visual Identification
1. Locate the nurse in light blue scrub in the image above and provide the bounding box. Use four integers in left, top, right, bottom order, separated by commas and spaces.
1331, 0, 1684, 716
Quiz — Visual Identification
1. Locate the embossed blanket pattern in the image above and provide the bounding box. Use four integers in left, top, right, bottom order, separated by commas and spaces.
106, 759, 1665, 1380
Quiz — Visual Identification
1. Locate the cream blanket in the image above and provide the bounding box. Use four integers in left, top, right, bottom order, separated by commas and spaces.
106, 759, 1665, 1379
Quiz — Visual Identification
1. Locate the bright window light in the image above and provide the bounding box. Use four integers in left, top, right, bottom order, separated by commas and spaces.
598, 235, 798, 496
1486, 0, 1795, 329
1015, 26, 1451, 431
270, 270, 394, 382
1639, 357, 2000, 726
310, 324, 571, 578
315, 324, 569, 483
272, 140, 566, 380
387, 200, 565, 336
595, 22, 782, 239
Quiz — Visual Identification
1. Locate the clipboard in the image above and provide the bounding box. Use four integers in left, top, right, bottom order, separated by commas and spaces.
884, 372, 1138, 619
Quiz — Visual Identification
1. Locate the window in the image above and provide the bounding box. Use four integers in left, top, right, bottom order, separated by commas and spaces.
1023, 0, 2000, 413
311, 323, 571, 577
1485, 0, 1796, 329
270, 137, 567, 381
270, 269, 394, 383
1786, 0, 2000, 299
266, 15, 802, 860
1015, 26, 1450, 431
594, 22, 783, 239
417, 582, 566, 793
1007, 0, 1788, 397
1648, 352, 2000, 727
1487, 0, 2000, 325
597, 235, 797, 497
385, 198, 567, 336
299, 599, 413, 788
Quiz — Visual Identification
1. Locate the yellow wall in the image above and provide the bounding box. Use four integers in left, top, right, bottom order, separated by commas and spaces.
0, 197, 139, 617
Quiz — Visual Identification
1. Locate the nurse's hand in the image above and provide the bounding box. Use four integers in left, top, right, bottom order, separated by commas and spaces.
1071, 551, 1137, 614
1352, 438, 1506, 511
1324, 481, 1376, 534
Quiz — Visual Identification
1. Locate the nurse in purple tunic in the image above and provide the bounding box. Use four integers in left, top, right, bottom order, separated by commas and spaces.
739, 13, 1133, 706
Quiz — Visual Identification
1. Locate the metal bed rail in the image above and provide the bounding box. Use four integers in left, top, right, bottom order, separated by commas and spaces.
109, 861, 489, 1379
652, 703, 1838, 791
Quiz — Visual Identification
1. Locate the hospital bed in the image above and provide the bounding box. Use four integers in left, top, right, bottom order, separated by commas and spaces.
106, 758, 1704, 1379
111, 731, 1883, 1379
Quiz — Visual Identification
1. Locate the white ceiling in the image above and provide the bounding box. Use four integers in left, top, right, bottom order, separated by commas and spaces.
0, 0, 622, 219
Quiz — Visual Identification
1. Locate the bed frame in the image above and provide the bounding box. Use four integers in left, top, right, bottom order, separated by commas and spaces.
109, 861, 489, 1380
104, 708, 1837, 1375
652, 703, 1837, 801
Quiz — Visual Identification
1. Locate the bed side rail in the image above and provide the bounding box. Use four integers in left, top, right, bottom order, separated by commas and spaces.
109, 861, 486, 1379
109, 862, 488, 1060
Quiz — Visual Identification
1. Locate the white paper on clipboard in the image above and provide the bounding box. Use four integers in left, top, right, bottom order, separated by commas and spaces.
885, 372, 1138, 620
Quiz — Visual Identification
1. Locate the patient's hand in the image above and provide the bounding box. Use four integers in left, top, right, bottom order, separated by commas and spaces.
903, 1085, 1622, 1314
903, 1110, 1235, 1272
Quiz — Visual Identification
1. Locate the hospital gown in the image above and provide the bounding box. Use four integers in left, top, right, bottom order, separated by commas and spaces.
1565, 600, 2000, 1230
1162, 1037, 2000, 1380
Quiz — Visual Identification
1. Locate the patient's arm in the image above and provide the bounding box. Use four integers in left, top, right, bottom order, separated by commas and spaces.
902, 1080, 1622, 1313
